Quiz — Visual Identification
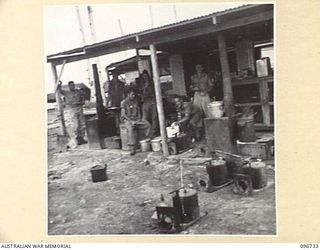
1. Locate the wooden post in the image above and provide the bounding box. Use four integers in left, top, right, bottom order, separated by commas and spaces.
51, 62, 67, 136
149, 44, 169, 156
217, 33, 235, 117
135, 48, 141, 74
259, 79, 271, 125
92, 64, 107, 137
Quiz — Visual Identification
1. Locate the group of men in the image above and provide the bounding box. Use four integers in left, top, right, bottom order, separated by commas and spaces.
57, 63, 214, 155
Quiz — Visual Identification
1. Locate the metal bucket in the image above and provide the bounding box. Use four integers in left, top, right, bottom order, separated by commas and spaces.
151, 137, 162, 152
207, 101, 224, 118
139, 138, 151, 152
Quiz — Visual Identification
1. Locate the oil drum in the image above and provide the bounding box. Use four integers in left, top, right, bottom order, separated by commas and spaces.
172, 188, 199, 224
206, 159, 229, 186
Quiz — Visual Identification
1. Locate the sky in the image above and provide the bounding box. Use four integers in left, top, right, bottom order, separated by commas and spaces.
44, 3, 243, 93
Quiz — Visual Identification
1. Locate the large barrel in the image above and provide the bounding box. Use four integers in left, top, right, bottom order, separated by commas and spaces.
206, 159, 229, 186
172, 188, 199, 223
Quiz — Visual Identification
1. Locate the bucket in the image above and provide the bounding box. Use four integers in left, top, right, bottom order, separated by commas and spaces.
207, 101, 224, 118
151, 137, 162, 152
139, 138, 151, 152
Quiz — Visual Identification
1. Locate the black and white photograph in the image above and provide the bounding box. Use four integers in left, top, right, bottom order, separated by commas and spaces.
45, 3, 276, 235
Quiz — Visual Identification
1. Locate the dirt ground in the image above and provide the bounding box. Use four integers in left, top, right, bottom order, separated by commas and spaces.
47, 109, 276, 235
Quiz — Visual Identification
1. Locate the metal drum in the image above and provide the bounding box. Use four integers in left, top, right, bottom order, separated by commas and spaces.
206, 159, 229, 186
172, 188, 200, 224
241, 161, 267, 189
249, 161, 267, 189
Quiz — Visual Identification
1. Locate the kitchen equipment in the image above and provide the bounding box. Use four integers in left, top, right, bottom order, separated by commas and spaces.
206, 159, 229, 186
171, 188, 200, 224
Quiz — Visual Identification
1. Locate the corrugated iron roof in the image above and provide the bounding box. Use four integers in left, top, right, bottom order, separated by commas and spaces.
47, 4, 254, 58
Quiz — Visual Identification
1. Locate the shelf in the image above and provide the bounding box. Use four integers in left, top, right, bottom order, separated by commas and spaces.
234, 101, 274, 107
232, 76, 274, 86
234, 102, 261, 107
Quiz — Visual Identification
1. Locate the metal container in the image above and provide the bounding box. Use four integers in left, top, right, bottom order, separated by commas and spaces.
151, 137, 162, 152
207, 101, 224, 118
172, 188, 200, 224
249, 161, 267, 189
237, 116, 256, 142
139, 138, 151, 152
206, 159, 229, 186
241, 161, 267, 189
90, 165, 108, 182
256, 57, 271, 77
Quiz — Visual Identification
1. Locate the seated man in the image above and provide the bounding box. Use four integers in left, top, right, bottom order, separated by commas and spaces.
120, 87, 151, 155
172, 97, 204, 141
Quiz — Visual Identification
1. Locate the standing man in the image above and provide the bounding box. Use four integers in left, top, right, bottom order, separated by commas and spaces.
106, 70, 126, 108
57, 81, 87, 148
120, 87, 151, 155
190, 64, 214, 117
141, 70, 159, 138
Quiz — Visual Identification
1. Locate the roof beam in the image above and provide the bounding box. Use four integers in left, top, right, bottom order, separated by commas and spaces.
48, 9, 273, 65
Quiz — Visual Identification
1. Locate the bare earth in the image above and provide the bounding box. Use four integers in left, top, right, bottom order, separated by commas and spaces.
47, 109, 276, 235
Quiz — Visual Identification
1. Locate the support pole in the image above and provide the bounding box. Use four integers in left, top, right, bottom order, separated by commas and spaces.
92, 64, 107, 137
217, 33, 235, 117
88, 6, 106, 105
149, 44, 169, 156
51, 62, 67, 136
135, 48, 141, 74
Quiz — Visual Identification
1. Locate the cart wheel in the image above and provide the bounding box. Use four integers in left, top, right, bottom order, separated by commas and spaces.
168, 142, 177, 155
